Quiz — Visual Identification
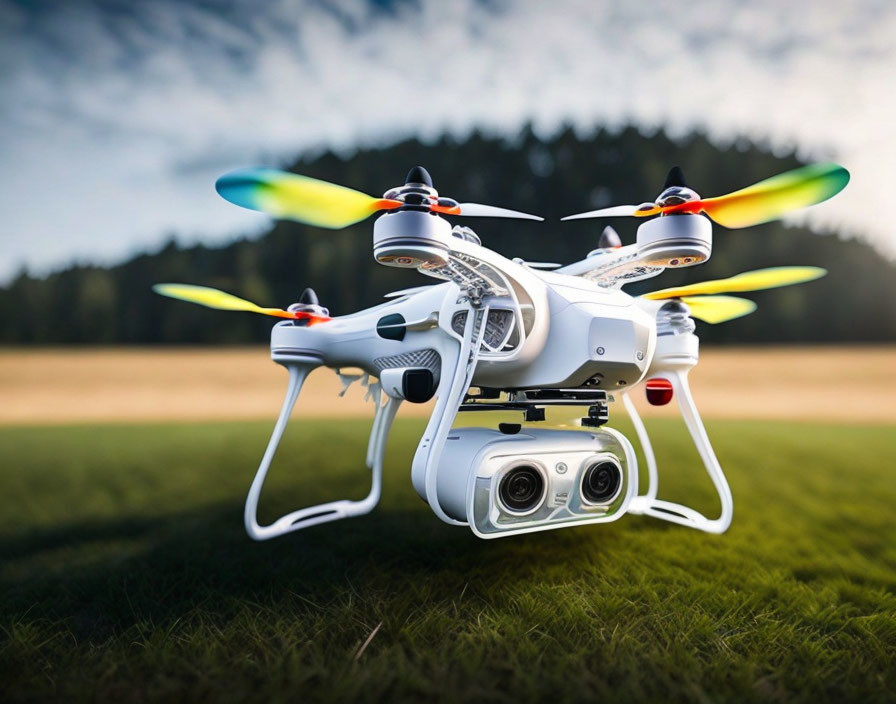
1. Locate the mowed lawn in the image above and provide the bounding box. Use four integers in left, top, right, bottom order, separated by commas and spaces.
1, 417, 894, 703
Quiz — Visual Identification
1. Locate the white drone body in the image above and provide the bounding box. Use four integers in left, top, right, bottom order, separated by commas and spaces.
156, 162, 846, 541
248, 209, 725, 540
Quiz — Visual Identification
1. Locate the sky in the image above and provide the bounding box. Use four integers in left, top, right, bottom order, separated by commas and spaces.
1, 0, 894, 283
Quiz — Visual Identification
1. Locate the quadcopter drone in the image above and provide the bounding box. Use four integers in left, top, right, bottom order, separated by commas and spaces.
155, 161, 848, 540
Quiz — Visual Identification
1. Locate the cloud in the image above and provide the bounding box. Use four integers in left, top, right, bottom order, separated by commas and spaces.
1, 0, 894, 282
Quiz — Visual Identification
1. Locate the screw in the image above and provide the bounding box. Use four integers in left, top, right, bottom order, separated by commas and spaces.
636, 350, 644, 361
596, 346, 605, 356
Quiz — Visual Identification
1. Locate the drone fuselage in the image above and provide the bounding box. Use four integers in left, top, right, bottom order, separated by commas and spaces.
271, 231, 657, 395
242, 209, 744, 541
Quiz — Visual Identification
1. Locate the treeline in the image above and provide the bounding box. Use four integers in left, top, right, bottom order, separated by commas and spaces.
2, 125, 894, 344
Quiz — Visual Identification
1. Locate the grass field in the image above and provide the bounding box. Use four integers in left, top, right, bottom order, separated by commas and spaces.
2, 416, 895, 702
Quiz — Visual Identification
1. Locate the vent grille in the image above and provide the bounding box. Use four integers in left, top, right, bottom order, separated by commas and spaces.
372, 349, 441, 376
452, 309, 517, 352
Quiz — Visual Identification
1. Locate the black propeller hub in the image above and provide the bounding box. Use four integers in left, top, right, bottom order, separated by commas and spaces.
657, 165, 700, 207
664, 166, 688, 189
405, 165, 433, 188
598, 226, 622, 249
289, 287, 328, 325
383, 166, 440, 212
298, 287, 319, 306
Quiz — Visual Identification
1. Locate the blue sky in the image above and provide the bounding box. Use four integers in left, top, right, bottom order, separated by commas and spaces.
2, 0, 894, 282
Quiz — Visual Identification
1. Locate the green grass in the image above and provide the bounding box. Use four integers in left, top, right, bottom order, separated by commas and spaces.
1, 417, 895, 703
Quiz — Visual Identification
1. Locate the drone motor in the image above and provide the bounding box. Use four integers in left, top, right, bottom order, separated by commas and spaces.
637, 167, 711, 267
635, 212, 712, 268
373, 208, 454, 269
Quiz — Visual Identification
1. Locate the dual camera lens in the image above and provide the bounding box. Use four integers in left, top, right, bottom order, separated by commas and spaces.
498, 464, 544, 513
580, 461, 622, 504
497, 459, 622, 515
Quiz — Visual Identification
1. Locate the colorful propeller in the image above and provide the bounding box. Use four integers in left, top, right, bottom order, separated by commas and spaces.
152, 284, 331, 325
216, 169, 402, 229
562, 163, 849, 229
675, 295, 757, 324
644, 266, 826, 324
216, 165, 542, 228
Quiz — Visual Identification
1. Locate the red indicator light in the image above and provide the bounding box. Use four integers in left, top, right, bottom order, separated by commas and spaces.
645, 378, 674, 406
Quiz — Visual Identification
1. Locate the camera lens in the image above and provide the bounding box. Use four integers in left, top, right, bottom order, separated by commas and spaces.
498, 465, 545, 514
581, 461, 622, 504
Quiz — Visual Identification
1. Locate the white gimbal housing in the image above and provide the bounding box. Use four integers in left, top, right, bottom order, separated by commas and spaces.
430, 426, 637, 538
155, 162, 846, 541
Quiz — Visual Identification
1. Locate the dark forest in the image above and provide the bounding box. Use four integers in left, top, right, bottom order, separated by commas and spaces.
3, 125, 893, 344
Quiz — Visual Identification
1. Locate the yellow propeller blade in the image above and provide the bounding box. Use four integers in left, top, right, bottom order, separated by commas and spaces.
680, 295, 757, 324
153, 284, 292, 317
643, 266, 826, 300
699, 163, 849, 229
215, 168, 401, 229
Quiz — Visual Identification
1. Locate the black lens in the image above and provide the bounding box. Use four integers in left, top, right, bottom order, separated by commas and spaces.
581, 461, 622, 504
498, 465, 545, 513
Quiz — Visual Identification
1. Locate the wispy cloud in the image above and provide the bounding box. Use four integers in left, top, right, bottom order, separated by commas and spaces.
1, 0, 894, 281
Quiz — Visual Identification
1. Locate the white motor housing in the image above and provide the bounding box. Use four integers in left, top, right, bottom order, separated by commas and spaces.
373, 210, 454, 268
419, 426, 638, 538
636, 213, 712, 268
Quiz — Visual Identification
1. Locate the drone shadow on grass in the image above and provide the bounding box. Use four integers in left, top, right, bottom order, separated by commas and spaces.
0, 499, 628, 641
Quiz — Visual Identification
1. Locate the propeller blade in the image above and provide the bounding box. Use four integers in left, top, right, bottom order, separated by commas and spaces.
560, 205, 641, 221
455, 202, 544, 220
565, 163, 848, 228
679, 295, 757, 324
152, 284, 330, 324
643, 266, 826, 300
697, 163, 850, 228
215, 168, 401, 229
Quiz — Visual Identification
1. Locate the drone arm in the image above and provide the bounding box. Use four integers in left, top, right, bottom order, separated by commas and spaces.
244, 361, 401, 540
555, 244, 665, 288
625, 370, 733, 534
